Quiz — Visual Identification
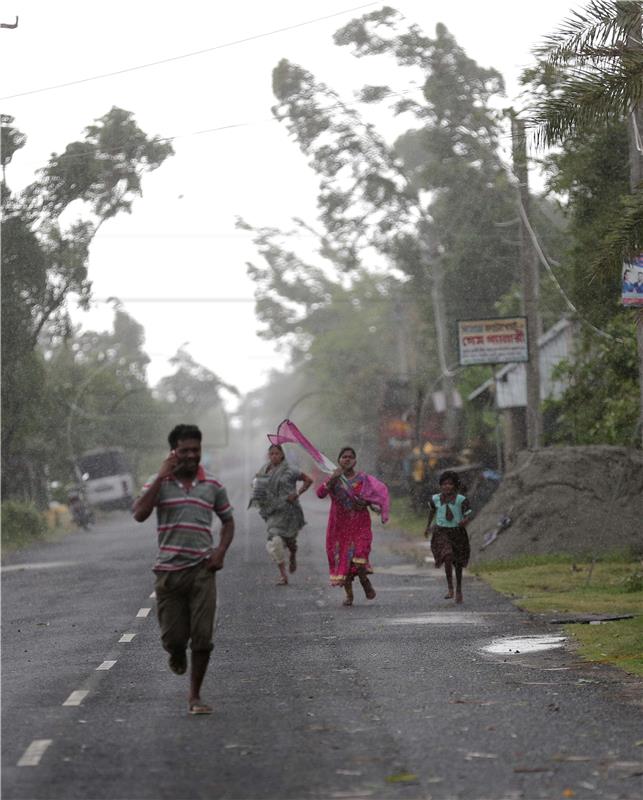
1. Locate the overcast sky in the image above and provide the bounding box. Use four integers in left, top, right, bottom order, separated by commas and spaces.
2, 0, 578, 400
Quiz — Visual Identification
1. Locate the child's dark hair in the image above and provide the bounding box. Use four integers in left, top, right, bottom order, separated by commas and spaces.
338, 446, 356, 460
439, 470, 460, 488
268, 443, 285, 455
168, 424, 202, 449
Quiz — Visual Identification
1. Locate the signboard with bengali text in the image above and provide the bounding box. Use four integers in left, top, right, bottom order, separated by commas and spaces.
457, 317, 528, 366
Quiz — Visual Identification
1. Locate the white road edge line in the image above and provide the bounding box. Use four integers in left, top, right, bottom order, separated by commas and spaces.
63, 689, 89, 706
17, 739, 53, 767
136, 608, 151, 618
119, 633, 136, 643
96, 660, 117, 671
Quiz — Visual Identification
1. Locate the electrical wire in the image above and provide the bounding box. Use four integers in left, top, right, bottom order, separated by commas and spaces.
0, 2, 380, 101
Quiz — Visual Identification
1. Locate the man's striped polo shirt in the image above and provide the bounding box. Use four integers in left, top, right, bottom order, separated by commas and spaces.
141, 465, 233, 572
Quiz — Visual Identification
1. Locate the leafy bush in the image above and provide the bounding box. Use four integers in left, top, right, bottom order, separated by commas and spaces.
543, 315, 639, 446
1, 500, 47, 548
622, 571, 643, 593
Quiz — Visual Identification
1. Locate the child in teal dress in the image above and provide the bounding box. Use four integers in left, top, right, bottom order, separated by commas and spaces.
424, 470, 473, 604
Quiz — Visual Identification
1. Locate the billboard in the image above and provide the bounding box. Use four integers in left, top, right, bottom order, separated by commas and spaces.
458, 317, 528, 366
622, 255, 643, 307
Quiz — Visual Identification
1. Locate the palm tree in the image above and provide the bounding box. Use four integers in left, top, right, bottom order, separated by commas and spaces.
530, 0, 643, 444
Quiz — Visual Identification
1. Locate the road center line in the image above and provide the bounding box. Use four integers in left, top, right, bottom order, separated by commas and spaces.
149, 591, 156, 599
2, 561, 77, 573
17, 739, 52, 767
96, 660, 117, 671
119, 633, 136, 642
136, 608, 151, 618
63, 689, 89, 707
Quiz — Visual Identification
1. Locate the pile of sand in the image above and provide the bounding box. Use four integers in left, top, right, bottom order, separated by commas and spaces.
468, 446, 643, 565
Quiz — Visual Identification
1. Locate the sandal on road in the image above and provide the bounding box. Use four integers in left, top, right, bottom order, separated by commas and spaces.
188, 700, 213, 715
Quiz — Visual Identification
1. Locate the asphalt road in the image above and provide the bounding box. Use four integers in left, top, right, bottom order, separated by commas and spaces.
2, 474, 642, 800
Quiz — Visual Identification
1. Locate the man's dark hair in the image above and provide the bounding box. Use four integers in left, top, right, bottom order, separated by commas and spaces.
168, 424, 202, 449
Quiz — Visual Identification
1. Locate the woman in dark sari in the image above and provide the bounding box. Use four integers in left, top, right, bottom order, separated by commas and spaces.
250, 444, 312, 585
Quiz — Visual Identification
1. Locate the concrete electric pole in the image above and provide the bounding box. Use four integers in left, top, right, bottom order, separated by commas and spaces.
510, 113, 542, 449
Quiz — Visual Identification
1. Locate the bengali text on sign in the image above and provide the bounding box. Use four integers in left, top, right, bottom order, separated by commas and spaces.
457, 317, 528, 366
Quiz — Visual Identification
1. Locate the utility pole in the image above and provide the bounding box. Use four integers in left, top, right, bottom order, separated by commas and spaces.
418, 220, 458, 449
510, 112, 542, 449
627, 13, 643, 445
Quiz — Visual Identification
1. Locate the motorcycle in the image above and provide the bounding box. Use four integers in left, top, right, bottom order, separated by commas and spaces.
67, 492, 94, 530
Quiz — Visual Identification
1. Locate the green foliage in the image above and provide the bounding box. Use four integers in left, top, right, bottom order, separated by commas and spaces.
543, 315, 639, 445
1, 500, 47, 548
530, 1, 643, 146
526, 1, 643, 280
1, 110, 173, 500
623, 571, 643, 592
156, 347, 238, 451
261, 11, 557, 456
539, 120, 631, 323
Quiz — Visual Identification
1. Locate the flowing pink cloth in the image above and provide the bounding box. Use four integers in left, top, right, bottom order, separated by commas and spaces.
268, 419, 390, 523
317, 473, 373, 586
268, 419, 336, 473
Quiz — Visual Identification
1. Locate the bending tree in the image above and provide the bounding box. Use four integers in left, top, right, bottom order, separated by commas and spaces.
1, 108, 173, 495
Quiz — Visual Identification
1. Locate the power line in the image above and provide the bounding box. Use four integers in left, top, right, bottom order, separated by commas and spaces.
0, 2, 380, 101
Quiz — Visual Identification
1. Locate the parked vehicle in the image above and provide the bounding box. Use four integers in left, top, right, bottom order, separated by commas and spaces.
76, 448, 135, 510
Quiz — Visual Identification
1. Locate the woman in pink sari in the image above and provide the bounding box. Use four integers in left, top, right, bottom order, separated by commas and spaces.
316, 447, 377, 607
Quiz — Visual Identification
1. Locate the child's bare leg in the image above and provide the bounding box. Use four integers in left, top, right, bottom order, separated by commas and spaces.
455, 564, 463, 603
444, 559, 454, 598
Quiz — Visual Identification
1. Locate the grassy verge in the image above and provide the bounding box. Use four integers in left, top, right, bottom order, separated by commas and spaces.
389, 498, 643, 677
389, 497, 427, 538
472, 557, 643, 677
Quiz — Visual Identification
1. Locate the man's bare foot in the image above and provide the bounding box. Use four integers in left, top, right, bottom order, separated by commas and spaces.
455, 590, 463, 604
188, 698, 213, 715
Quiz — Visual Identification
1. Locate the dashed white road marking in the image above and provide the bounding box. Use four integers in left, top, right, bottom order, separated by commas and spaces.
119, 633, 136, 643
149, 591, 156, 599
136, 608, 151, 618
17, 739, 52, 766
2, 561, 77, 573
63, 689, 89, 706
96, 660, 117, 671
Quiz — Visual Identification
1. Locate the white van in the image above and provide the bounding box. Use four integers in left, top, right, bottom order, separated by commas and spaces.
77, 448, 135, 509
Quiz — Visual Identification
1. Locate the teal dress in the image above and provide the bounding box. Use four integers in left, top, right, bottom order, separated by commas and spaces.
429, 492, 472, 567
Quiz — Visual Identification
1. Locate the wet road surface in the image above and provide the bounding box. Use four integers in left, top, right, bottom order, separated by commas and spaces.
2, 478, 642, 799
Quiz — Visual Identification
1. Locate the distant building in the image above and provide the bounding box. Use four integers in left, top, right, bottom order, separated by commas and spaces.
468, 318, 577, 467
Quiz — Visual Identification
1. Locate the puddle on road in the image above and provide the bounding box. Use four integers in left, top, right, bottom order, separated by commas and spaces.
383, 612, 487, 625
374, 564, 434, 576
373, 585, 429, 592
482, 635, 566, 654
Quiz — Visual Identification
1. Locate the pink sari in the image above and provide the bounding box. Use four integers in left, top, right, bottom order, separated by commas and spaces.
269, 419, 390, 522
317, 472, 373, 586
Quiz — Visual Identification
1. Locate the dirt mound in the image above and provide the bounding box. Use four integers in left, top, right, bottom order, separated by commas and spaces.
468, 446, 643, 564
